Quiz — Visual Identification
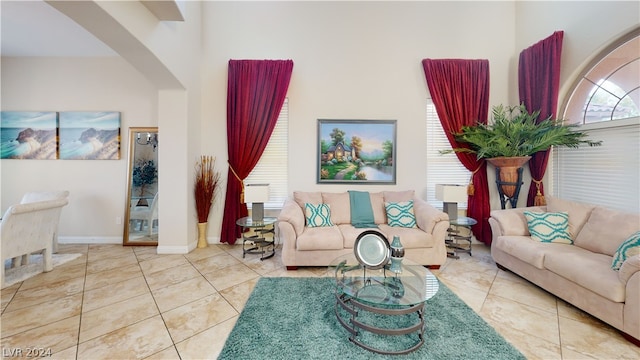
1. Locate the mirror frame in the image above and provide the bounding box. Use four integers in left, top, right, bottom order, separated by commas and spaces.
123, 127, 158, 246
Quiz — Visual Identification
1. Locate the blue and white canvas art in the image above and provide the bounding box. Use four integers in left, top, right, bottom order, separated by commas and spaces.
59, 112, 121, 160
0, 111, 58, 159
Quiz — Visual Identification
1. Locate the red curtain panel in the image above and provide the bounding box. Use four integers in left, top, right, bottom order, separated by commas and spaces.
220, 59, 294, 244
518, 31, 564, 206
422, 59, 492, 245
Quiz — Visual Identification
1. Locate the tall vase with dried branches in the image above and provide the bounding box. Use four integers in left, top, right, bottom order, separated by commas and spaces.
194, 155, 221, 248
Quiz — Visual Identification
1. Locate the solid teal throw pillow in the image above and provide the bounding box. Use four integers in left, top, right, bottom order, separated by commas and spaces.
305, 203, 334, 227
611, 231, 640, 271
523, 211, 573, 244
385, 201, 417, 228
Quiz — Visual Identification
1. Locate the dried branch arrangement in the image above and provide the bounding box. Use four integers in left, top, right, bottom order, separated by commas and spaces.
194, 155, 221, 223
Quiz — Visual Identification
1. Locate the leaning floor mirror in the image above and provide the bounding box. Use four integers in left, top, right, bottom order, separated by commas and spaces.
123, 127, 158, 246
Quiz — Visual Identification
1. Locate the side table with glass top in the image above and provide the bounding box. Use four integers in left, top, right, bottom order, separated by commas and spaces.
236, 216, 277, 260
446, 216, 477, 259
329, 253, 439, 355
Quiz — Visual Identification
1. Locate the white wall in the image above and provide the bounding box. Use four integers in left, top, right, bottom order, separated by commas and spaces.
1, 57, 157, 242
200, 1, 517, 239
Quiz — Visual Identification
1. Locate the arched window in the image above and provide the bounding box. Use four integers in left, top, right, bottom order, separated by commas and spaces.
554, 27, 640, 213
563, 28, 639, 124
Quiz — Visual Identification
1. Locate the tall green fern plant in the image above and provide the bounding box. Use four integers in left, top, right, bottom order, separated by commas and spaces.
443, 104, 601, 159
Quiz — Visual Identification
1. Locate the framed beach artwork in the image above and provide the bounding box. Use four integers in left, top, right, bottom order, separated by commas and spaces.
0, 111, 58, 159
59, 111, 121, 160
317, 119, 396, 184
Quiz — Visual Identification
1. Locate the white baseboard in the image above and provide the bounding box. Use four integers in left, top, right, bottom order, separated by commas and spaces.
58, 236, 121, 245
57, 236, 229, 254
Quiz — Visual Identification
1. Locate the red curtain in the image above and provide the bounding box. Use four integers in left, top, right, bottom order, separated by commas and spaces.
422, 59, 492, 245
220, 60, 294, 244
518, 31, 564, 206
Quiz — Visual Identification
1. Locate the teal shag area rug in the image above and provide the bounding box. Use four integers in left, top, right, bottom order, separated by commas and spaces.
219, 277, 525, 359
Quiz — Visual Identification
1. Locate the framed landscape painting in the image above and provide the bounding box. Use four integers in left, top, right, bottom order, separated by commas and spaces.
59, 111, 121, 160
0, 111, 58, 159
317, 119, 396, 184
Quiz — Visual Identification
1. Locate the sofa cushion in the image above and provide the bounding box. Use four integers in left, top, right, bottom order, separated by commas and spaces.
294, 191, 322, 209
304, 203, 334, 227
575, 206, 640, 256
385, 201, 417, 228
322, 192, 350, 225
611, 231, 640, 271
340, 224, 379, 248
544, 247, 625, 303
383, 190, 415, 202
296, 225, 344, 250
546, 196, 595, 238
378, 224, 435, 249
523, 211, 572, 244
370, 192, 387, 224
492, 235, 550, 269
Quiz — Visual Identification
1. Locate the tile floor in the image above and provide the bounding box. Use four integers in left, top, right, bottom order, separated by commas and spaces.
1, 243, 639, 359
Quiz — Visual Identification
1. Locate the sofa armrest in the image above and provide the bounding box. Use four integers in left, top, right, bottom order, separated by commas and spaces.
489, 206, 546, 239
413, 197, 449, 234
618, 254, 640, 285
277, 199, 305, 236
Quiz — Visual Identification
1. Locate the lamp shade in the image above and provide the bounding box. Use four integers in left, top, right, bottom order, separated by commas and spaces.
435, 184, 467, 203
244, 184, 270, 203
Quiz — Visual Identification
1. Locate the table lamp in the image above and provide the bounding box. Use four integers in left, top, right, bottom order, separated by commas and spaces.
244, 183, 269, 221
435, 184, 467, 220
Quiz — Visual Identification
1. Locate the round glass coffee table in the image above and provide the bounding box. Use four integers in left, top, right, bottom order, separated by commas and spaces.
329, 253, 439, 355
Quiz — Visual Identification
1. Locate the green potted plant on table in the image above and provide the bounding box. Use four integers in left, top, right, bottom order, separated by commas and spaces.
443, 104, 601, 205
194, 155, 221, 248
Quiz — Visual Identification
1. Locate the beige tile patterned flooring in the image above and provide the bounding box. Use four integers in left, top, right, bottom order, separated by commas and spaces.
1, 243, 639, 359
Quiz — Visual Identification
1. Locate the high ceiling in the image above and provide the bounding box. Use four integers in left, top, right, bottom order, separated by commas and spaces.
1, 0, 184, 57
1, 0, 117, 57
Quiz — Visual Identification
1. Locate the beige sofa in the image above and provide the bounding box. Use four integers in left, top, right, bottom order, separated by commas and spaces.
277, 190, 449, 269
489, 196, 640, 344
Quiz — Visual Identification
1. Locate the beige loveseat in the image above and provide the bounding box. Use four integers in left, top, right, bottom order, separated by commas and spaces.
489, 196, 640, 344
277, 190, 449, 270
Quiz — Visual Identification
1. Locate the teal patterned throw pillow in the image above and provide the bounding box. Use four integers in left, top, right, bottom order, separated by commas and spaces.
385, 201, 417, 228
524, 211, 573, 244
305, 203, 334, 227
611, 231, 640, 271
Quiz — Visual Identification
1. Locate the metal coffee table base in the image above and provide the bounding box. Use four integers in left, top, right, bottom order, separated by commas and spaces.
335, 292, 425, 355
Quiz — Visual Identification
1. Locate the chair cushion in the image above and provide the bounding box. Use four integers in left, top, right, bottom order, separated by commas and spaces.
385, 201, 417, 228
304, 203, 334, 227
611, 231, 640, 271
524, 211, 572, 244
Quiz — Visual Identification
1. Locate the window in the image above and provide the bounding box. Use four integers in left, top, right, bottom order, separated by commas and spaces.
555, 29, 640, 213
563, 29, 639, 124
244, 98, 288, 208
425, 99, 470, 208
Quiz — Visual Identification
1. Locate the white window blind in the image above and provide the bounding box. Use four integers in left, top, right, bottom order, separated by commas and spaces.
425, 99, 470, 208
552, 117, 639, 213
245, 98, 288, 209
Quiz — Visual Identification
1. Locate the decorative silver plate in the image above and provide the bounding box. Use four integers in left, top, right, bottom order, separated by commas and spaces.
354, 230, 390, 269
